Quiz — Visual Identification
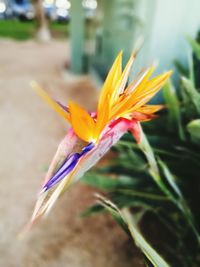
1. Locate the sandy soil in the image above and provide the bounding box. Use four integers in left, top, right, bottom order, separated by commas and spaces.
0, 39, 144, 267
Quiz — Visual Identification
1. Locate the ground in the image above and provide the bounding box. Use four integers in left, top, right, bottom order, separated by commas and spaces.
0, 39, 144, 267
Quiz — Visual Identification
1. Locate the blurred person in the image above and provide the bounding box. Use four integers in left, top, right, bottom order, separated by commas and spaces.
33, 0, 51, 41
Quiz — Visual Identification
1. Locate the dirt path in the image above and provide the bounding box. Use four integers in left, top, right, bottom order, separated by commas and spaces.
0, 39, 143, 267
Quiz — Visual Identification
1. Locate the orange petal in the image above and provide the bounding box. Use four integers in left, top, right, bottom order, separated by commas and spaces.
110, 67, 154, 118
97, 51, 123, 113
125, 66, 155, 95
96, 52, 138, 137
131, 71, 172, 110
69, 101, 95, 142
110, 52, 136, 104
94, 94, 111, 141
137, 104, 164, 114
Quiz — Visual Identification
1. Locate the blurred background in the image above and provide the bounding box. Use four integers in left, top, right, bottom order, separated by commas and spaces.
0, 0, 200, 266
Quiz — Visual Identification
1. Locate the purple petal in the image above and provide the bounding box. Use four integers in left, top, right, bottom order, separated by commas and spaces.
56, 101, 69, 112
43, 142, 94, 191
43, 128, 79, 185
80, 142, 94, 156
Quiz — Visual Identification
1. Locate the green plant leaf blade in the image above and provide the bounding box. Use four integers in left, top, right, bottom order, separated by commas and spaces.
187, 35, 200, 60
163, 80, 185, 140
187, 119, 200, 143
96, 194, 171, 267
122, 209, 171, 267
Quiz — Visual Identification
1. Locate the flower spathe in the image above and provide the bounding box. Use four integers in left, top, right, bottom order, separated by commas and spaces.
28, 51, 172, 226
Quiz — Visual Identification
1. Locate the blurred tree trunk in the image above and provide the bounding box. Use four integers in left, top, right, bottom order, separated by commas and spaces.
33, 0, 51, 42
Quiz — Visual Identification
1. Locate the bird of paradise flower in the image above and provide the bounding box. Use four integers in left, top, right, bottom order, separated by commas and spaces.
29, 51, 172, 227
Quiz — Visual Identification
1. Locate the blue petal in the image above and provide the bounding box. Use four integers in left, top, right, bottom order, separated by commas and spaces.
43, 142, 94, 191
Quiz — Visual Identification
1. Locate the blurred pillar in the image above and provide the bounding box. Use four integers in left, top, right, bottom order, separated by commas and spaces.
101, 0, 141, 67
70, 0, 85, 73
90, 0, 141, 81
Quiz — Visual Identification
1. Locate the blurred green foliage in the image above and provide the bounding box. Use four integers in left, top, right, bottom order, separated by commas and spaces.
82, 35, 200, 266
0, 20, 69, 40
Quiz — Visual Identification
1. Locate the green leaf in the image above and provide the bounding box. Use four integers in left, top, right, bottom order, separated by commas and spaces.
95, 194, 129, 234
187, 35, 200, 60
158, 160, 200, 241
82, 172, 136, 191
188, 51, 195, 86
158, 159, 182, 199
174, 59, 188, 77
181, 77, 200, 116
122, 209, 171, 267
81, 204, 105, 217
187, 119, 200, 143
95, 194, 171, 267
113, 188, 169, 202
163, 80, 185, 140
